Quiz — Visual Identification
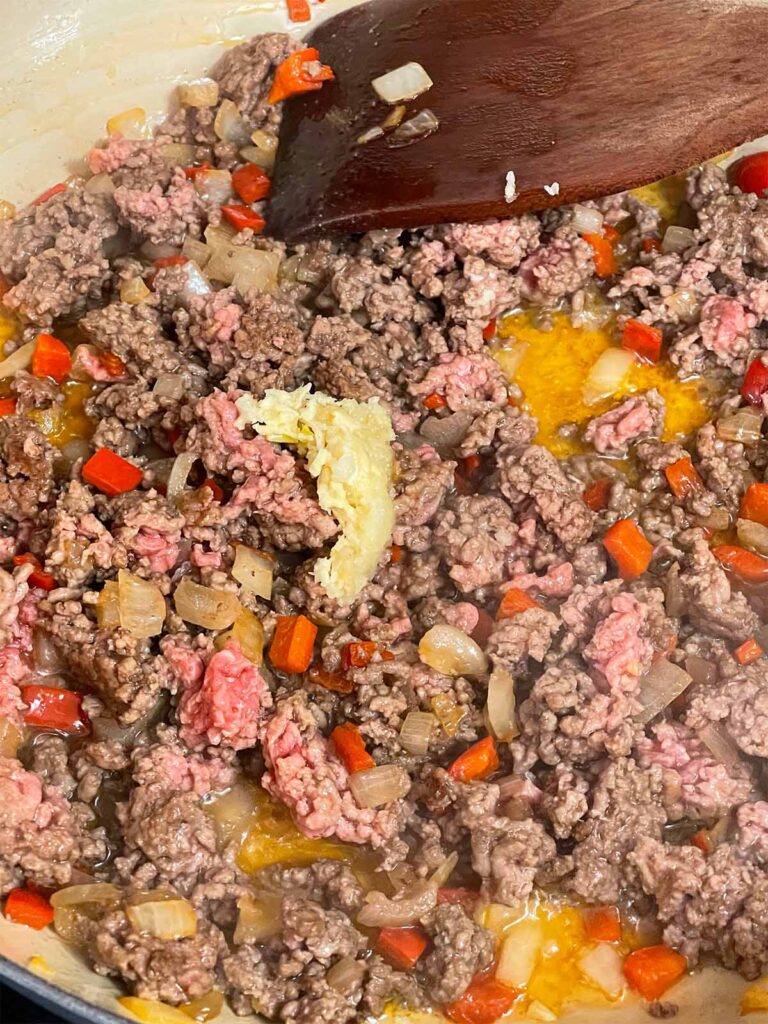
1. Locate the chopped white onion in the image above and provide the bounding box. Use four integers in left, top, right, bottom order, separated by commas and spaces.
348, 764, 411, 808
327, 956, 366, 996
372, 62, 433, 104
493, 343, 529, 381
214, 99, 252, 147
717, 407, 763, 444
126, 898, 197, 940
176, 261, 213, 304
399, 711, 436, 756
51, 883, 120, 909
204, 223, 236, 251
120, 277, 150, 305
194, 168, 233, 206
429, 851, 459, 887
662, 225, 696, 254
583, 348, 636, 406
205, 245, 280, 297
357, 126, 385, 146
684, 654, 716, 687
153, 373, 186, 401
85, 172, 116, 195
182, 237, 211, 268
0, 200, 16, 220
357, 879, 436, 927
485, 668, 518, 742
216, 606, 265, 666
166, 451, 198, 501
699, 722, 742, 770
234, 892, 282, 944
174, 578, 240, 631
106, 107, 147, 140
738, 518, 768, 556
388, 109, 440, 148
96, 581, 120, 631
118, 570, 166, 639
0, 340, 34, 379
244, 129, 278, 171
159, 143, 198, 166
418, 624, 488, 677
578, 942, 626, 999
231, 545, 274, 600
178, 79, 220, 108
430, 692, 467, 737
205, 782, 259, 847
636, 658, 692, 725
696, 506, 730, 533
527, 1001, 558, 1022
382, 104, 406, 130
572, 204, 604, 235
496, 918, 542, 988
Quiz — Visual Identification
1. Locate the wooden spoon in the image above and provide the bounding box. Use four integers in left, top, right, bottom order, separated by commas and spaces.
268, 0, 768, 242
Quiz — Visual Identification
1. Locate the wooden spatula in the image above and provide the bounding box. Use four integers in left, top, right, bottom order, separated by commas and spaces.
268, 0, 768, 241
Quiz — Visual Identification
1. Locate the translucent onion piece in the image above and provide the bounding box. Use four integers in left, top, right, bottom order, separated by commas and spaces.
572, 204, 604, 235
205, 782, 259, 848
33, 630, 62, 673
244, 129, 279, 171
662, 225, 696, 254
738, 517, 768, 556
0, 716, 22, 758
684, 654, 716, 687
665, 288, 700, 321
182, 237, 211, 268
215, 607, 265, 667
106, 107, 147, 140
91, 694, 167, 745
493, 343, 529, 381
204, 223, 236, 251
174, 579, 240, 631
160, 143, 198, 166
167, 451, 198, 501
430, 693, 467, 737
0, 340, 34, 379
178, 991, 224, 1023
419, 411, 473, 449
398, 711, 436, 756
0, 200, 16, 220
118, 570, 166, 639
96, 581, 121, 631
429, 851, 459, 888
120, 277, 151, 305
496, 918, 542, 988
578, 942, 626, 999
357, 126, 385, 146
85, 172, 116, 195
60, 438, 92, 468
213, 99, 252, 147
178, 79, 220, 108
388, 109, 440, 148
583, 348, 636, 406
232, 251, 281, 299
177, 262, 213, 303
327, 956, 366, 996
349, 764, 411, 808
52, 883, 121, 950
635, 658, 692, 725
232, 545, 274, 599
153, 373, 186, 401
696, 506, 730, 533
418, 624, 488, 677
742, 978, 768, 1016
698, 721, 742, 769
234, 892, 282, 944
118, 998, 193, 1024
716, 407, 763, 444
382, 104, 407, 130
50, 882, 120, 910
372, 62, 433, 103
357, 879, 436, 927
485, 668, 518, 742
193, 169, 233, 206
126, 899, 197, 940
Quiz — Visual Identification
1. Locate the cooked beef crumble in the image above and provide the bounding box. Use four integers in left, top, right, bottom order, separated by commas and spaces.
2, 28, 768, 1024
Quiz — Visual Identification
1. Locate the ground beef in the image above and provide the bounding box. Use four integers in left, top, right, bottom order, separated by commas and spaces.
0, 415, 55, 522
486, 607, 560, 671
256, 860, 364, 916
420, 904, 494, 1004
677, 534, 759, 642
584, 391, 665, 456
433, 494, 520, 592
392, 444, 455, 551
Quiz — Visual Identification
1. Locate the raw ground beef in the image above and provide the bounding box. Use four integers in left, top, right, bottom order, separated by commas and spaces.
2, 27, 768, 1024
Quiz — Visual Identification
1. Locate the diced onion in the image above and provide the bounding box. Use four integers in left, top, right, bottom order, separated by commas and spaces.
698, 721, 742, 770
204, 223, 236, 251
205, 782, 259, 847
205, 245, 280, 297
178, 79, 220, 108
327, 956, 366, 996
665, 288, 700, 321
0, 200, 16, 220
684, 654, 716, 687
176, 261, 213, 303
153, 373, 186, 401
242, 130, 278, 171
126, 899, 197, 940
430, 693, 467, 737
372, 62, 433, 104
357, 879, 436, 927
232, 545, 274, 600
120, 277, 151, 305
398, 711, 436, 756
118, 998, 193, 1024
234, 892, 282, 944
106, 107, 147, 140
662, 225, 696, 254
182, 237, 212, 268
96, 581, 121, 630
635, 658, 692, 724
742, 977, 768, 1016
493, 343, 529, 381
85, 172, 116, 195
178, 991, 223, 1023
388, 109, 440, 148
214, 99, 252, 147
578, 942, 626, 999
0, 340, 34, 379
118, 570, 166, 639
215, 607, 265, 667
583, 348, 636, 406
52, 883, 121, 949
419, 411, 473, 449
485, 668, 518, 742
382, 104, 407, 130
357, 126, 385, 146
496, 918, 543, 988
0, 716, 22, 758
696, 506, 730, 533
716, 407, 763, 444
738, 518, 768, 555
174, 579, 240, 631
429, 851, 459, 888
193, 169, 233, 206
418, 624, 488, 677
50, 882, 121, 909
572, 204, 604, 235
166, 451, 198, 501
349, 764, 411, 808
159, 143, 198, 166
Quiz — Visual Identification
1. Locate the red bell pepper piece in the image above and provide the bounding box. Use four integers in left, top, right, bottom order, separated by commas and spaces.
0, 398, 16, 417
22, 685, 90, 734
713, 544, 768, 584
741, 482, 768, 526
482, 319, 497, 341
232, 164, 272, 204
734, 638, 763, 666
199, 478, 224, 502
31, 333, 72, 384
446, 974, 519, 1024
330, 722, 375, 774
741, 356, 768, 406
268, 47, 335, 104
221, 204, 266, 234
448, 736, 499, 782
286, 0, 312, 19
603, 518, 653, 580
4, 888, 54, 929
622, 318, 663, 364
582, 232, 617, 277
664, 457, 705, 500
184, 162, 213, 181
423, 392, 447, 410
342, 641, 394, 669
496, 588, 540, 621
623, 945, 687, 1001
583, 905, 622, 942
269, 614, 318, 674
642, 237, 662, 253
376, 926, 429, 970
82, 448, 144, 496
307, 665, 355, 694
13, 553, 56, 592
583, 477, 612, 511
32, 182, 67, 207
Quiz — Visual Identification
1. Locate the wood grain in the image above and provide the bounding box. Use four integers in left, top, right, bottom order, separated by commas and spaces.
269, 0, 768, 241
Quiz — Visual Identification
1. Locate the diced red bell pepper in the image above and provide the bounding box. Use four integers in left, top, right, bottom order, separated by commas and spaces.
376, 926, 429, 970
691, 829, 711, 855
330, 722, 375, 774
32, 182, 67, 207
269, 615, 318, 674
582, 232, 617, 277
583, 477, 612, 512
741, 356, 768, 407
13, 553, 56, 592
82, 448, 144, 496
622, 318, 663, 364
199, 478, 224, 502
341, 641, 394, 670
664, 457, 705, 501
423, 392, 448, 410
221, 204, 266, 234
31, 333, 72, 384
642, 237, 662, 253
446, 974, 519, 1024
4, 888, 54, 929
496, 588, 540, 621
713, 544, 768, 584
583, 905, 622, 942
21, 685, 90, 735
0, 398, 16, 417
307, 665, 355, 694
184, 162, 213, 181
603, 518, 653, 580
729, 151, 768, 196
389, 544, 403, 565
268, 47, 335, 104
437, 887, 480, 912
734, 637, 763, 666
482, 319, 497, 342
623, 945, 687, 1001
448, 736, 499, 782
153, 255, 188, 269
232, 164, 271, 203
99, 352, 127, 377
741, 482, 768, 527
286, 0, 312, 21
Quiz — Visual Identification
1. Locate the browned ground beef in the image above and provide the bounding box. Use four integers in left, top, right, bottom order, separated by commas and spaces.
3, 27, 768, 1024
